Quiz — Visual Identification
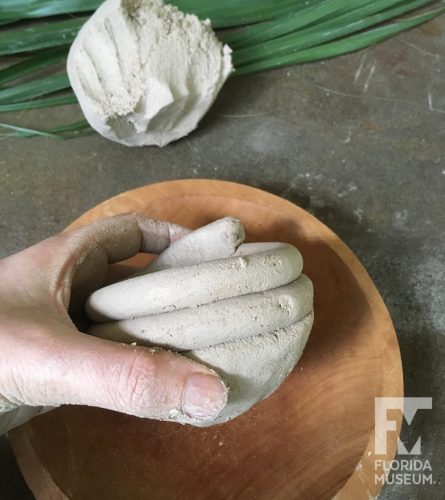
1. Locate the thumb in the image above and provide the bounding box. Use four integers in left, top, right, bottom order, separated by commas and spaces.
6, 327, 228, 425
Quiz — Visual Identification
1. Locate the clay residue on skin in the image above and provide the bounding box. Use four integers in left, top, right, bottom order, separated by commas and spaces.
133, 216, 245, 275
86, 242, 302, 322
186, 312, 314, 427
89, 275, 313, 350
231, 257, 247, 270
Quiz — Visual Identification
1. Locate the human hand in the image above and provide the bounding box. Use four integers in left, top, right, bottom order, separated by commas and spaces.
85, 218, 313, 427
0, 215, 228, 435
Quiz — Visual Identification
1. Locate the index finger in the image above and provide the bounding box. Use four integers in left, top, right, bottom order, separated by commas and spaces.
64, 214, 190, 264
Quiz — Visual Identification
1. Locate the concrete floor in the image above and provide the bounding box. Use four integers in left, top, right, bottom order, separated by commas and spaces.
0, 15, 444, 500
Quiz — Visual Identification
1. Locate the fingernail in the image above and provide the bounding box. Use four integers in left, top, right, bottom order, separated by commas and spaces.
182, 373, 228, 420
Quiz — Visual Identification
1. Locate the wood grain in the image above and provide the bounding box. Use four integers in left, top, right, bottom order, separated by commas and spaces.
10, 180, 403, 500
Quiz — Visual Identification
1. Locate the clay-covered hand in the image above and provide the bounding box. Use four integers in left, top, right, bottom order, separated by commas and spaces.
87, 218, 314, 427
0, 215, 228, 436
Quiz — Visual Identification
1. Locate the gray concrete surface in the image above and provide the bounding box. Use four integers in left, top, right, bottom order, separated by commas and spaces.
0, 16, 444, 500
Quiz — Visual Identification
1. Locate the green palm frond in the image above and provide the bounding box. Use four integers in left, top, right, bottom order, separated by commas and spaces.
0, 0, 443, 139
0, 47, 68, 86
0, 120, 92, 138
232, 0, 440, 68
0, 0, 99, 19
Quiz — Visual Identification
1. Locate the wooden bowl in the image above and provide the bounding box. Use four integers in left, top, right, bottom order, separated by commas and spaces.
10, 180, 403, 499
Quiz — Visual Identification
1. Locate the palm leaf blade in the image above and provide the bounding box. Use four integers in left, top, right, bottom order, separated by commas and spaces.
223, 0, 372, 48
0, 48, 68, 87
0, 93, 77, 112
0, 122, 63, 138
0, 18, 85, 56
233, 0, 438, 66
0, 119, 90, 138
235, 7, 445, 76
0, 73, 70, 103
0, 0, 99, 19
